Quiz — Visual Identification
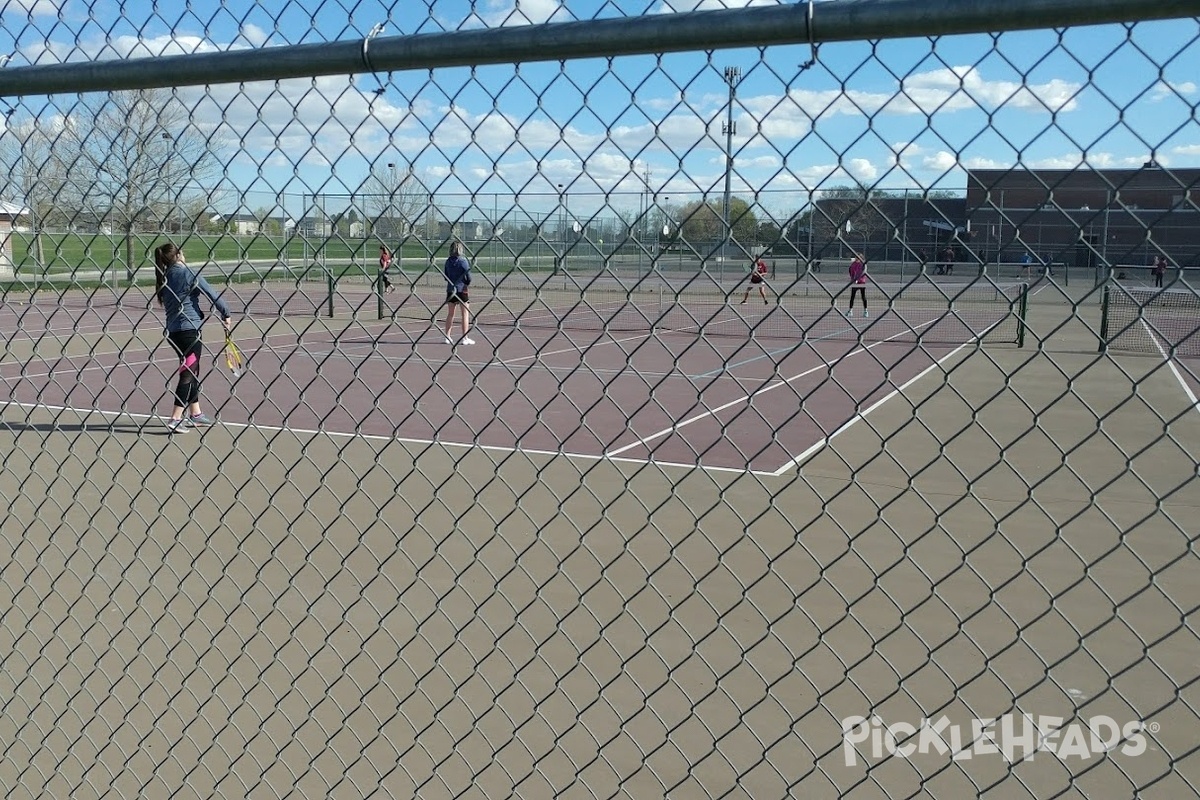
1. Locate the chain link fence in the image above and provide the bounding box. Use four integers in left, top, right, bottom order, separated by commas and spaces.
2, 1, 1199, 797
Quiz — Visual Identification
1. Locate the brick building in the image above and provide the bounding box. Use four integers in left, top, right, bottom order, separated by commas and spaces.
965, 166, 1200, 269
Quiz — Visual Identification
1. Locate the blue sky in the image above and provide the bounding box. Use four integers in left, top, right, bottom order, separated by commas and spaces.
2, 0, 1198, 222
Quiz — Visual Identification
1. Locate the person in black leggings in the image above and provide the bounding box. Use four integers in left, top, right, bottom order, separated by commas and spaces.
1153, 255, 1167, 288
154, 242, 233, 434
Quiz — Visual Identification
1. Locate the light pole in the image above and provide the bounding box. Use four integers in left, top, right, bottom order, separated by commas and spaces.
721, 66, 741, 275
386, 162, 397, 239
158, 132, 172, 236
557, 183, 565, 274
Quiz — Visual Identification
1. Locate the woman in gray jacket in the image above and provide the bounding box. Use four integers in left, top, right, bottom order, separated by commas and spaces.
153, 243, 233, 434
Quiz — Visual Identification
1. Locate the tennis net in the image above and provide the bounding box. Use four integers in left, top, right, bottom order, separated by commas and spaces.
1, 266, 378, 321
1100, 284, 1200, 357
384, 274, 1030, 346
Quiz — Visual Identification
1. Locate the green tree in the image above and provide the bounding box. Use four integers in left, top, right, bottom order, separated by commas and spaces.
755, 221, 781, 246
677, 197, 758, 247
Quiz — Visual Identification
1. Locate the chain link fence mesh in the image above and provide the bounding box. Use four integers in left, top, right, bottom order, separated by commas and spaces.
2, 1, 1199, 797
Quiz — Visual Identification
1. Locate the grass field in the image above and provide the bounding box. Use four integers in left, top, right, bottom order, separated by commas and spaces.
5, 231, 653, 275
7, 231, 429, 273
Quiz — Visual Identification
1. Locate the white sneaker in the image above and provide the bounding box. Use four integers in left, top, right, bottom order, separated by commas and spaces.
444, 335, 453, 345
461, 337, 476, 345
863, 310, 869, 318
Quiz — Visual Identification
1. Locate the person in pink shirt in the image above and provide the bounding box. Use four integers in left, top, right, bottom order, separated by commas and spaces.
379, 245, 394, 293
846, 254, 869, 318
740, 257, 770, 305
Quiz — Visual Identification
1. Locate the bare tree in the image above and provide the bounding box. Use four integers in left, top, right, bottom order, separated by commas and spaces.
363, 163, 430, 241
55, 89, 225, 283
0, 117, 70, 272
812, 184, 893, 255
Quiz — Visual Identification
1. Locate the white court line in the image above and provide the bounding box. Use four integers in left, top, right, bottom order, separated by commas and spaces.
604, 320, 938, 459
770, 340, 975, 476
0, 399, 779, 477
333, 320, 758, 373
770, 311, 1023, 474
1139, 318, 1200, 414
1, 326, 364, 382
695, 322, 862, 379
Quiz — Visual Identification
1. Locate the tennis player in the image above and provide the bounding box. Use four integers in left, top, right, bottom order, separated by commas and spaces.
379, 245, 394, 293
740, 256, 770, 304
154, 242, 233, 434
846, 253, 869, 318
443, 240, 475, 345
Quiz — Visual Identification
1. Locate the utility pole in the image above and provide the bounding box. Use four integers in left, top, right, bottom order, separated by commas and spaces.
721, 66, 741, 273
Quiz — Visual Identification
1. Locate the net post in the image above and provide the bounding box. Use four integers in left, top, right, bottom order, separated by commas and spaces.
657, 283, 663, 334
1017, 281, 1029, 348
1098, 282, 1110, 353
327, 266, 335, 318
377, 265, 385, 321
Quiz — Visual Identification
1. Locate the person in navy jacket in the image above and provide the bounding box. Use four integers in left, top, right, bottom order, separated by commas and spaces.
442, 240, 475, 345
153, 242, 233, 433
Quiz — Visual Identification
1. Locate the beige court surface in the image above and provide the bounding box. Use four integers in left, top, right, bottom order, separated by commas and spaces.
1, 287, 1198, 799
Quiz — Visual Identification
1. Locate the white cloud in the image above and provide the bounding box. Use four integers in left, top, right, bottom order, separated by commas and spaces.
1172, 144, 1200, 156
742, 94, 814, 142
923, 151, 958, 171
1022, 152, 1152, 170
898, 66, 1079, 114
580, 152, 639, 184
19, 31, 237, 65
962, 156, 1006, 170
741, 155, 781, 169
480, 0, 569, 27
769, 68, 1080, 124
239, 25, 270, 48
8, 0, 62, 17
846, 158, 878, 182
1151, 80, 1199, 101
890, 141, 922, 168
652, 0, 781, 12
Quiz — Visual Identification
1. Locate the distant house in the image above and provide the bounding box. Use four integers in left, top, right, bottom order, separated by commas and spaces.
1, 201, 30, 276
209, 211, 263, 236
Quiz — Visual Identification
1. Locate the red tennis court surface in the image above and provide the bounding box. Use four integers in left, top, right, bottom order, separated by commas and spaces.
1, 311, 971, 475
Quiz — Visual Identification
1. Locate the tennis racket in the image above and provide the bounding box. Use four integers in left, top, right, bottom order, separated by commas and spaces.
224, 333, 244, 378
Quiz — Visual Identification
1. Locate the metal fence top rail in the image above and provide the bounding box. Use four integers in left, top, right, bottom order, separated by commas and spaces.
2, 0, 1199, 97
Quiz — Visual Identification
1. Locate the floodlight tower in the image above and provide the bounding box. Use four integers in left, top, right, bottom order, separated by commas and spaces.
721, 66, 741, 271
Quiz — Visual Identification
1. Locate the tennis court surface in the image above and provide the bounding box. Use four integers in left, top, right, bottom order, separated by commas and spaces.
1, 274, 1029, 475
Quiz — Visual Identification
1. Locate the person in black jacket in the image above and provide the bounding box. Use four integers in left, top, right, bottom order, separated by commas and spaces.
442, 240, 475, 345
154, 242, 233, 434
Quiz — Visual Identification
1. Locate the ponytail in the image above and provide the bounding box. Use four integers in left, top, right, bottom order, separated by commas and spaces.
153, 242, 180, 305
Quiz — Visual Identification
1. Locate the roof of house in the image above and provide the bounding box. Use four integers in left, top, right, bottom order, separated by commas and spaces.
0, 201, 30, 217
